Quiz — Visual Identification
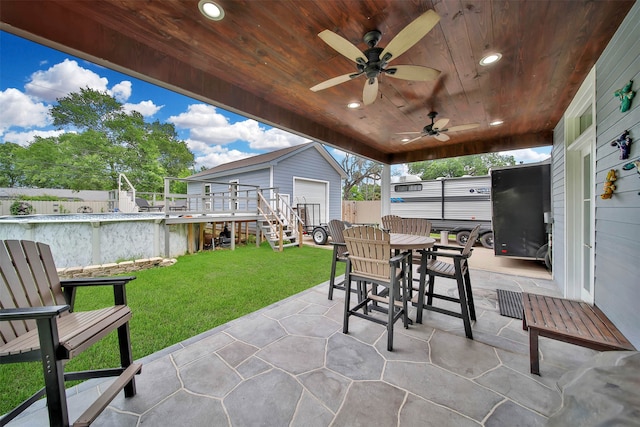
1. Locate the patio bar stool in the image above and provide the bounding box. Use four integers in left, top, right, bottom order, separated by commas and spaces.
327, 219, 351, 300
414, 225, 480, 339
343, 226, 410, 351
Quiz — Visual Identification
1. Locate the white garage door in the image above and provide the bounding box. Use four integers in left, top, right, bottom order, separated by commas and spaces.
294, 178, 328, 226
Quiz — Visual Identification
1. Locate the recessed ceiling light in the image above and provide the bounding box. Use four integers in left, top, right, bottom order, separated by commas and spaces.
480, 53, 502, 66
199, 0, 225, 21
347, 101, 361, 109
489, 120, 504, 126
401, 138, 411, 142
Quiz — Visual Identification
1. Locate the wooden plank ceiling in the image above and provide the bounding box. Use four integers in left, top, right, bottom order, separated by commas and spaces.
0, 1, 633, 164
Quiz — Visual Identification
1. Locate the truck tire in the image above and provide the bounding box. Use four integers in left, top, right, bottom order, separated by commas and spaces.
480, 232, 494, 249
455, 230, 471, 246
312, 227, 328, 245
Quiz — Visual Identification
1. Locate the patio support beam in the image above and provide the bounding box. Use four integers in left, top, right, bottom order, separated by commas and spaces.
380, 164, 391, 218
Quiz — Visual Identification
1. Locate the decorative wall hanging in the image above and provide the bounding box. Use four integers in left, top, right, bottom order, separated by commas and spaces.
600, 169, 617, 199
614, 80, 635, 113
622, 159, 640, 195
611, 130, 632, 160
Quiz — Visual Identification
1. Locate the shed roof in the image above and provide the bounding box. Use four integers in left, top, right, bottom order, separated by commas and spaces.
189, 142, 347, 179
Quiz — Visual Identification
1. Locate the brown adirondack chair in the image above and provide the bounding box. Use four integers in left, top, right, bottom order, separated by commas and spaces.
0, 240, 141, 427
381, 214, 402, 233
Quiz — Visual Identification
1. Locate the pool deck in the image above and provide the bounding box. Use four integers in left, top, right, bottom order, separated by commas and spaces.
5, 265, 600, 427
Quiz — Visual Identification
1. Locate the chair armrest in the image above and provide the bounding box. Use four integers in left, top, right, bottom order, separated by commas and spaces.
330, 242, 346, 248
61, 276, 136, 308
420, 249, 470, 259
0, 305, 69, 321
60, 276, 136, 287
390, 252, 410, 265
430, 244, 464, 252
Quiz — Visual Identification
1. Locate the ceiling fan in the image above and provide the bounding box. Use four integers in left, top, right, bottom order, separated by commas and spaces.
310, 10, 441, 105
399, 111, 480, 144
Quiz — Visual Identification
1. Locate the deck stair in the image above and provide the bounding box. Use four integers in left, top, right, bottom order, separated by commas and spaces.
257, 192, 304, 251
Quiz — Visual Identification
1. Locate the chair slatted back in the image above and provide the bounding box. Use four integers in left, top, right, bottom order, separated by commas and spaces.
0, 240, 67, 346
327, 219, 349, 258
462, 225, 481, 257
343, 226, 391, 282
381, 215, 402, 233
400, 218, 431, 236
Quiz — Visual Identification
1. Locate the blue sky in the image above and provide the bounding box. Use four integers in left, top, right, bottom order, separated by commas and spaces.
0, 31, 551, 173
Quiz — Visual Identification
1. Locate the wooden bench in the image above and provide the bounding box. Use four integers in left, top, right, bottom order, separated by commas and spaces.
1, 240, 141, 427
522, 293, 635, 375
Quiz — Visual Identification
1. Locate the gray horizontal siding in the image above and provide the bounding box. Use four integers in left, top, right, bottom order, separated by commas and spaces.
275, 146, 342, 221
551, 117, 566, 288
593, 2, 640, 347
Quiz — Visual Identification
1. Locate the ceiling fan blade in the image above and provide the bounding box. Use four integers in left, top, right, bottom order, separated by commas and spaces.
310, 73, 359, 92
385, 65, 440, 81
445, 123, 480, 132
433, 118, 449, 130
318, 30, 366, 63
363, 77, 379, 105
403, 135, 425, 145
380, 10, 440, 63
435, 133, 450, 142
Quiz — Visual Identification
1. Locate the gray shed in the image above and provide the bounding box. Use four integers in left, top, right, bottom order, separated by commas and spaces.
187, 142, 346, 228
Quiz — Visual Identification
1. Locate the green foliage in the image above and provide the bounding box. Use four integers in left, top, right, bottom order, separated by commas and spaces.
0, 244, 339, 414
0, 142, 26, 187
341, 153, 382, 200
408, 153, 516, 180
14, 194, 80, 201
10, 201, 34, 215
3, 88, 195, 192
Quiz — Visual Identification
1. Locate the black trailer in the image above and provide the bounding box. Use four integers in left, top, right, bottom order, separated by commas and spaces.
296, 203, 331, 244
490, 161, 552, 268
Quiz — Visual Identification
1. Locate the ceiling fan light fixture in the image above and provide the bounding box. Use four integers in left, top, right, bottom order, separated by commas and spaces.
198, 0, 225, 21
480, 53, 502, 66
347, 101, 361, 109
489, 120, 504, 126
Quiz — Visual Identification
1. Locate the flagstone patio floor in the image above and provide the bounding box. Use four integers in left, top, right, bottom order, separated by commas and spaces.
7, 267, 599, 426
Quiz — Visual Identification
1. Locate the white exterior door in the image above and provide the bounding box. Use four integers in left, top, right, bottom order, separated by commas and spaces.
293, 178, 328, 225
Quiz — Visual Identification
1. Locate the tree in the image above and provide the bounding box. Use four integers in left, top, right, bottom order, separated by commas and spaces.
408, 153, 516, 180
35, 87, 196, 192
0, 142, 26, 187
340, 153, 382, 200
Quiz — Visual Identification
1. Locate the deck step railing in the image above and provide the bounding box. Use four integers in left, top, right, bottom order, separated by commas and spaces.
257, 190, 304, 251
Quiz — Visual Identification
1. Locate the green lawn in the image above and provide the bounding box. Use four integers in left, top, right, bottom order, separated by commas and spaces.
0, 242, 341, 416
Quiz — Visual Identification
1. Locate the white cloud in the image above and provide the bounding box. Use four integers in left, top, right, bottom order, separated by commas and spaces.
187, 141, 253, 169
22, 58, 133, 106
248, 127, 309, 150
111, 81, 132, 102
169, 103, 310, 149
0, 88, 51, 135
3, 129, 66, 147
24, 59, 110, 102
123, 100, 162, 117
500, 147, 551, 164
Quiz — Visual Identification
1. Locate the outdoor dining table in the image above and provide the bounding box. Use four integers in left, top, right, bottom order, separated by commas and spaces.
389, 233, 436, 252
388, 233, 436, 314
389, 232, 436, 282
